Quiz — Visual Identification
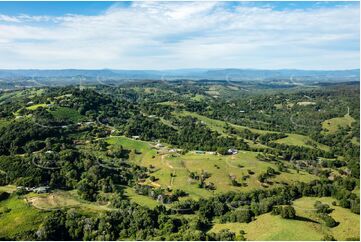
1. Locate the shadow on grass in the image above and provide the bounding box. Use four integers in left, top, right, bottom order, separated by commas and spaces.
294, 215, 319, 224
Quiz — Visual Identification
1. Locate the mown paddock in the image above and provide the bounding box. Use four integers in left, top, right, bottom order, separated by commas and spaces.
211, 213, 323, 241
293, 197, 360, 240
211, 196, 359, 241
26, 103, 48, 110
0, 195, 48, 238
274, 133, 330, 152
24, 190, 113, 212
102, 136, 318, 202
322, 114, 355, 133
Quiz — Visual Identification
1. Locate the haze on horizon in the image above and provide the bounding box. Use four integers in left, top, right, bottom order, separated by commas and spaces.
0, 1, 359, 70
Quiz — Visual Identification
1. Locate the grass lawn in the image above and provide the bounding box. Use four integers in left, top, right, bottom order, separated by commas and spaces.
297, 101, 316, 106
101, 135, 318, 204
191, 94, 206, 101
105, 136, 157, 163
177, 111, 272, 135
322, 114, 355, 133
211, 196, 359, 240
124, 187, 160, 209
26, 103, 48, 110
50, 107, 85, 123
274, 103, 284, 109
275, 133, 330, 152
158, 101, 182, 107
96, 130, 319, 206
0, 195, 49, 239
293, 197, 360, 241
132, 149, 318, 202
106, 136, 153, 152
211, 213, 324, 240
0, 185, 16, 193
273, 168, 318, 184
25, 190, 113, 212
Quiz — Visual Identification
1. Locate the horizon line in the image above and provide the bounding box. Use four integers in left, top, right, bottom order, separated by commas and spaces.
0, 68, 360, 72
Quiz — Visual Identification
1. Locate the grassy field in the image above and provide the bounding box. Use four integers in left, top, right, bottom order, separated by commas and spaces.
211, 213, 323, 240
50, 107, 85, 123
101, 135, 318, 203
0, 195, 49, 239
322, 114, 355, 133
114, 141, 318, 201
297, 101, 316, 106
84, 127, 320, 206
0, 185, 16, 193
25, 190, 113, 212
293, 197, 360, 240
26, 103, 48, 110
0, 189, 113, 238
105, 136, 157, 163
211, 196, 359, 241
124, 187, 160, 209
106, 136, 153, 152
275, 134, 330, 151
178, 111, 330, 151
177, 111, 272, 135
191, 94, 206, 101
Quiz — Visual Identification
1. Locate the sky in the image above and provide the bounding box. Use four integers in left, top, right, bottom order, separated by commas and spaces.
0, 1, 359, 70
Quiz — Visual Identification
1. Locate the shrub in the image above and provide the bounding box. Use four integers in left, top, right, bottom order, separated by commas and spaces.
321, 214, 338, 228
280, 205, 296, 219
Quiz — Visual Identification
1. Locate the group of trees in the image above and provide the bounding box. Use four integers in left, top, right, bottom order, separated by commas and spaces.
133, 184, 187, 204
31, 177, 358, 241
35, 203, 240, 241
313, 201, 338, 227
257, 167, 278, 183
271, 205, 296, 219
168, 116, 249, 152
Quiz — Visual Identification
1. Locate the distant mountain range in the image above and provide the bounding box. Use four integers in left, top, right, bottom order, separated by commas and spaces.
0, 68, 359, 82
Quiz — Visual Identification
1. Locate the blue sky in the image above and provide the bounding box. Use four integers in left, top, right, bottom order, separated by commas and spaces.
0, 1, 359, 70
0, 1, 358, 15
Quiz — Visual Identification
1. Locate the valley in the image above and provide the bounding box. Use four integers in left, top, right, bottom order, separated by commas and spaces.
0, 80, 359, 240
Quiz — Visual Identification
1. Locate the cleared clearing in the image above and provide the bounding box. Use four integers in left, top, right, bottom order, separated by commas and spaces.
297, 101, 316, 106
275, 133, 330, 151
124, 187, 160, 209
211, 196, 359, 241
293, 197, 360, 240
0, 185, 16, 193
0, 196, 48, 239
25, 190, 113, 212
211, 213, 323, 240
322, 114, 355, 133
26, 103, 48, 110
50, 107, 85, 123
178, 111, 330, 151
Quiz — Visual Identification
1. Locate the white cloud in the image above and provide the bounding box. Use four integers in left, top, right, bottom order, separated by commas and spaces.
0, 1, 359, 69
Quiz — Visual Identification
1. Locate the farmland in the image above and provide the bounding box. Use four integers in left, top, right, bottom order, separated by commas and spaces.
211, 197, 359, 241
322, 113, 355, 133
0, 80, 359, 240
0, 195, 48, 240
